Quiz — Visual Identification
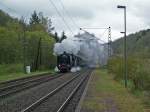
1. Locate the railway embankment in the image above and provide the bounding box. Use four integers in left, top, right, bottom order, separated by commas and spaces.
0, 70, 54, 83
78, 69, 146, 112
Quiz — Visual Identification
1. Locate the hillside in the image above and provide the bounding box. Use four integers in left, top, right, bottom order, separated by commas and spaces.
110, 29, 150, 109
112, 29, 150, 57
0, 10, 18, 26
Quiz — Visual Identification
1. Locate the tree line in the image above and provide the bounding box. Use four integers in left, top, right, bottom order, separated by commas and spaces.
0, 10, 67, 72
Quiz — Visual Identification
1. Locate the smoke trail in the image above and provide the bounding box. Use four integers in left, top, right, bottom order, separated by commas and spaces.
54, 32, 109, 67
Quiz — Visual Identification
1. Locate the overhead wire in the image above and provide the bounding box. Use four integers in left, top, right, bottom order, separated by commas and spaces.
48, 0, 74, 36
0, 0, 74, 37
80, 28, 107, 43
59, 0, 79, 30
98, 29, 108, 43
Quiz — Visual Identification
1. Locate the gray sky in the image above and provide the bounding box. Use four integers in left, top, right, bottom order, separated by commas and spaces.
0, 0, 150, 42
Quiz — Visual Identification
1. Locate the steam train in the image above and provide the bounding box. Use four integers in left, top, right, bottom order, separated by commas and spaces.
57, 52, 81, 72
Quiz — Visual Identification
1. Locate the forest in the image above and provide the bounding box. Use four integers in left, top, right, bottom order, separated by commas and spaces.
0, 9, 61, 75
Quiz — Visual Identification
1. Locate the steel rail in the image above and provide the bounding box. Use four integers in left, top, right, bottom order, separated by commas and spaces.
56, 71, 90, 112
0, 72, 54, 86
21, 72, 82, 112
0, 74, 63, 98
0, 73, 60, 91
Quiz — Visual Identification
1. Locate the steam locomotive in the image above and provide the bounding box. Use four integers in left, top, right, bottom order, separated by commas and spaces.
57, 52, 81, 72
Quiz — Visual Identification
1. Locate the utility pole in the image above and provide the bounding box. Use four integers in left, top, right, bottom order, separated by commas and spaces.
117, 5, 127, 88
108, 27, 111, 57
23, 26, 26, 73
21, 18, 27, 73
80, 27, 112, 57
35, 37, 42, 71
124, 6, 127, 88
39, 39, 42, 66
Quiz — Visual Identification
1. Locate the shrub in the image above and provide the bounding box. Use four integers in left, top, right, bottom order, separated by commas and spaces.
108, 57, 150, 91
108, 57, 123, 80
0, 64, 23, 75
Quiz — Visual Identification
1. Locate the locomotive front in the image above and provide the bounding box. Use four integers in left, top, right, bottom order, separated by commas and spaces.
57, 52, 71, 72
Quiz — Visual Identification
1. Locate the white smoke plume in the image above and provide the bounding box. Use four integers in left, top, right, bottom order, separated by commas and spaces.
54, 38, 81, 55
54, 32, 109, 67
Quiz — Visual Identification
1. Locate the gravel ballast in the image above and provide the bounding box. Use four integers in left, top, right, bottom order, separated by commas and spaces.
0, 73, 54, 88
63, 71, 92, 112
31, 71, 89, 112
0, 73, 76, 112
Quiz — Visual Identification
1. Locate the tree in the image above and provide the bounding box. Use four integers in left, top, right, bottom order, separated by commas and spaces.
38, 12, 54, 33
0, 9, 57, 72
46, 19, 54, 33
29, 11, 40, 25
60, 31, 67, 42
53, 32, 59, 42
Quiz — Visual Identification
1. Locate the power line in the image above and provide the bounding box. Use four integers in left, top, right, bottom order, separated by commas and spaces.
80, 28, 107, 43
98, 29, 108, 43
98, 38, 107, 44
48, 0, 74, 36
81, 27, 109, 30
80, 27, 111, 44
99, 29, 108, 37
59, 0, 79, 30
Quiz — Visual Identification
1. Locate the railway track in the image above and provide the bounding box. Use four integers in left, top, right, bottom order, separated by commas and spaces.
0, 71, 83, 112
56, 71, 92, 112
0, 72, 54, 87
0, 73, 63, 98
21, 70, 92, 112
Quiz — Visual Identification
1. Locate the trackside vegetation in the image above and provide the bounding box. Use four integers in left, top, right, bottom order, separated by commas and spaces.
108, 57, 150, 90
0, 9, 59, 80
107, 57, 150, 108
109, 28, 150, 110
81, 69, 145, 112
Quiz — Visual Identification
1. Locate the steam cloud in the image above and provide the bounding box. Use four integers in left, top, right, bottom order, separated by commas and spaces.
54, 32, 109, 67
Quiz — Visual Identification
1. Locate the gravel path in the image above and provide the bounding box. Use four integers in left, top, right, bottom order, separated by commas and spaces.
0, 72, 76, 112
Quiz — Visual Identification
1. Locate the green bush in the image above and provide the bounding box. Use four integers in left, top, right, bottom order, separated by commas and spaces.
26, 31, 56, 71
108, 57, 150, 90
0, 26, 56, 72
108, 57, 123, 80
0, 64, 23, 75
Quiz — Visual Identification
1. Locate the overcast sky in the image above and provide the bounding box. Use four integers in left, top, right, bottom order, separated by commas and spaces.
0, 0, 150, 42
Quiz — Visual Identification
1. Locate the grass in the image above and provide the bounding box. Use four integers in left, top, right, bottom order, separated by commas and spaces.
0, 64, 24, 75
0, 64, 55, 82
82, 69, 145, 112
